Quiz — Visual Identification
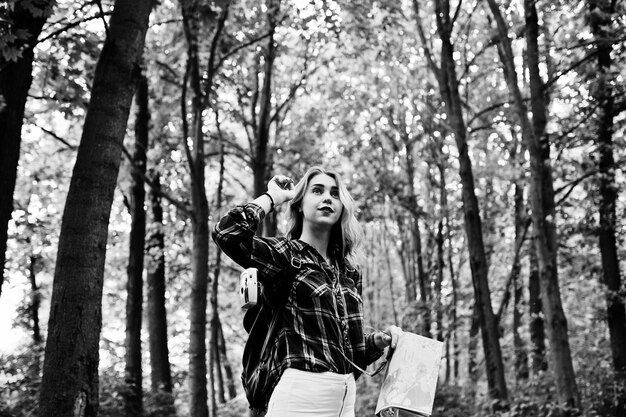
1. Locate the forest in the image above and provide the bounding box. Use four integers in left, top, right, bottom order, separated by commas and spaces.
1, 0, 625, 416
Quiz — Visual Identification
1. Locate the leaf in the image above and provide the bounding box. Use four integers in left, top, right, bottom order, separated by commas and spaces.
22, 0, 51, 18
2, 44, 23, 62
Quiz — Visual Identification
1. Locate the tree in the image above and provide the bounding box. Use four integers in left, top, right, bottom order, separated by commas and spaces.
38, 0, 154, 415
511, 139, 530, 381
484, 0, 580, 409
0, 0, 56, 299
145, 172, 175, 413
415, 0, 509, 405
123, 70, 149, 417
221, 0, 318, 237
178, 1, 230, 415
209, 139, 234, 415
588, 0, 626, 380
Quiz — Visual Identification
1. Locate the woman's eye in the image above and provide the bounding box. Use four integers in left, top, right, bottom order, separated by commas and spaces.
312, 188, 321, 194
331, 191, 339, 198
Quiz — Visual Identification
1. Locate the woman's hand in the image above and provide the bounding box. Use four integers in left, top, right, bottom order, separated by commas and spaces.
267, 175, 296, 206
374, 325, 403, 350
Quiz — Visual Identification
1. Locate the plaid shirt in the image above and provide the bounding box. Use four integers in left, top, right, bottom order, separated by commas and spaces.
212, 203, 384, 380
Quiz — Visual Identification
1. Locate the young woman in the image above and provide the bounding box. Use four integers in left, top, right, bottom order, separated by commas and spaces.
213, 166, 402, 417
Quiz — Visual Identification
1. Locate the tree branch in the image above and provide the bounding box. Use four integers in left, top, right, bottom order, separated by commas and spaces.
94, 0, 110, 40
27, 119, 77, 149
411, 0, 440, 75
120, 144, 192, 216
213, 18, 286, 73
544, 51, 597, 90
38, 11, 113, 44
495, 217, 531, 326
554, 169, 599, 207
180, 60, 195, 181
155, 60, 182, 86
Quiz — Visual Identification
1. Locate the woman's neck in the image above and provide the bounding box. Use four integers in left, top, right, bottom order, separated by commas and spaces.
299, 227, 331, 262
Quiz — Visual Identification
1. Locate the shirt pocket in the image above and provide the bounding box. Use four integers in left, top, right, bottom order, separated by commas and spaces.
342, 286, 363, 317
293, 271, 333, 310
311, 282, 330, 297
343, 286, 362, 303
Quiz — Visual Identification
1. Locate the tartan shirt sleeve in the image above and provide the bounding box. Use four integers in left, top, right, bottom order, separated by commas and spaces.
212, 203, 291, 280
349, 265, 385, 367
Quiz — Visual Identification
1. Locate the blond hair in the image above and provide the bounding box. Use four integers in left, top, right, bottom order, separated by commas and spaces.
287, 166, 363, 266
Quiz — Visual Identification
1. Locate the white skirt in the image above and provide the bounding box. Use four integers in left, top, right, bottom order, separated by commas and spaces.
265, 368, 356, 417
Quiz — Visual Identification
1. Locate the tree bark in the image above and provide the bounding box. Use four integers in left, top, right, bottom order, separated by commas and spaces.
124, 71, 149, 417
529, 240, 547, 374
589, 0, 626, 379
209, 141, 227, 416
401, 138, 431, 335
382, 221, 399, 325
396, 216, 418, 304
146, 173, 175, 402
179, 2, 210, 414
439, 156, 459, 383
525, 0, 579, 409
0, 0, 55, 300
411, 217, 430, 335
435, 209, 444, 343
467, 305, 480, 400
430, 0, 509, 405
38, 1, 153, 415
254, 0, 280, 237
217, 319, 237, 399
29, 255, 43, 345
512, 141, 529, 381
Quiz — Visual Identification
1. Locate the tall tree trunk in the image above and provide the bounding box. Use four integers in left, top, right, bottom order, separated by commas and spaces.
382, 221, 399, 325
0, 0, 55, 299
28, 254, 44, 382
467, 305, 480, 400
512, 140, 529, 381
38, 1, 153, 415
209, 142, 227, 416
482, 178, 496, 268
254, 0, 280, 237
589, 0, 626, 380
180, 3, 229, 415
485, 0, 579, 408
208, 333, 218, 417
589, 0, 626, 379
146, 173, 175, 411
188, 104, 211, 417
124, 70, 149, 417
526, 0, 579, 409
29, 255, 43, 345
439, 157, 459, 383
402, 135, 431, 334
411, 217, 431, 335
179, 1, 221, 414
449, 241, 459, 383
395, 216, 415, 304
431, 0, 508, 405
529, 242, 547, 374
210, 315, 225, 405
435, 216, 444, 343
217, 320, 237, 399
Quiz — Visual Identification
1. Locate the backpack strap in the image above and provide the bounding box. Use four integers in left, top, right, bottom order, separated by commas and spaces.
258, 303, 282, 362
257, 248, 303, 359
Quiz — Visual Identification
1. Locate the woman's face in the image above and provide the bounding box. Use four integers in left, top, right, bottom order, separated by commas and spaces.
300, 173, 344, 230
